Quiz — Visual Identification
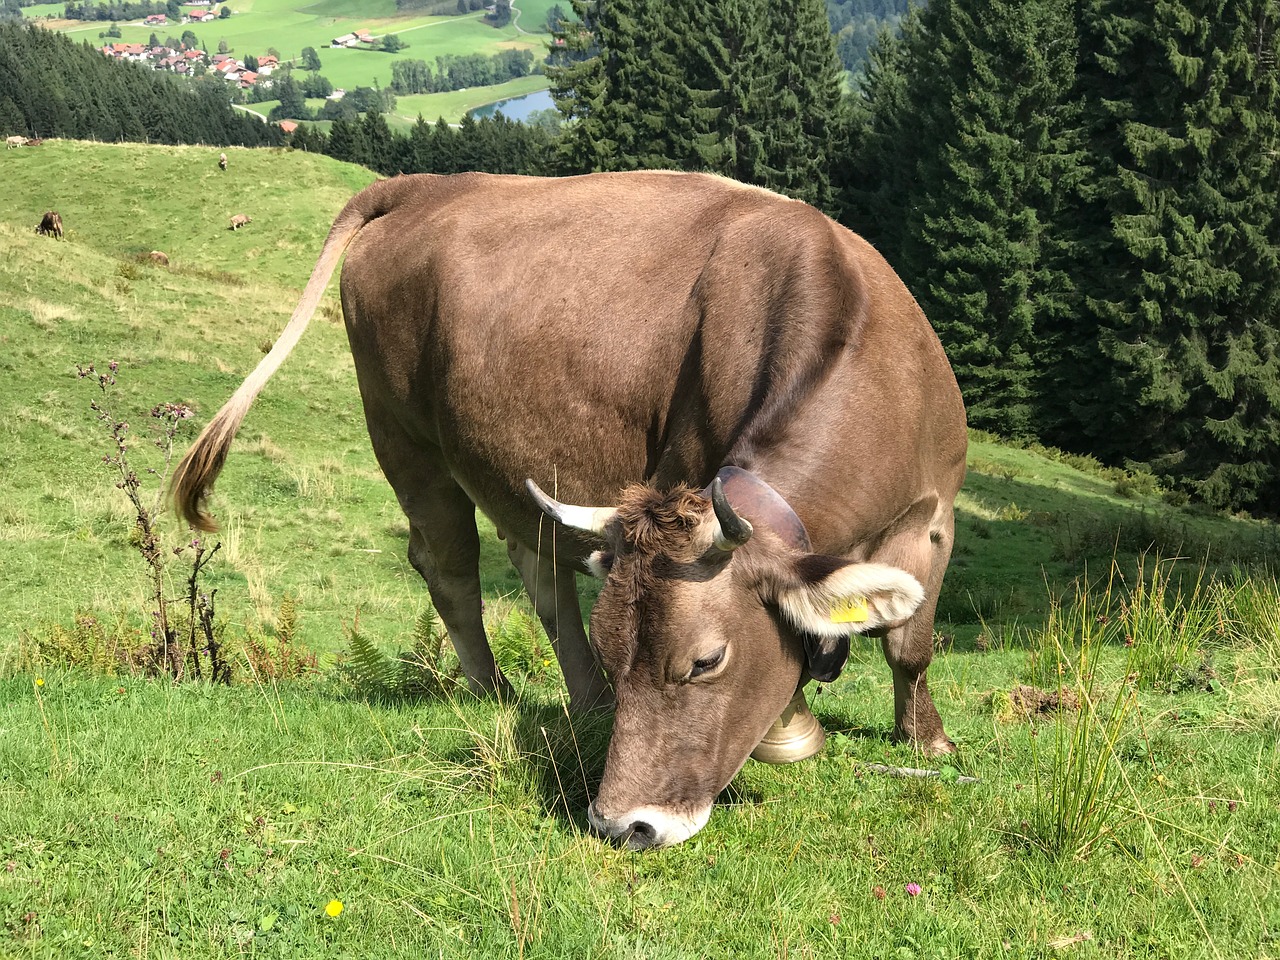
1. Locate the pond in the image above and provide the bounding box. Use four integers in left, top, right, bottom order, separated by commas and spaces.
468, 89, 555, 122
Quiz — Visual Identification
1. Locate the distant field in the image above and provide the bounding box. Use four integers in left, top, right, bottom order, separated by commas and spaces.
33, 0, 553, 122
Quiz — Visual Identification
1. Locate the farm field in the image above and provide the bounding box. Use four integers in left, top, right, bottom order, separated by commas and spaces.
29, 0, 553, 121
2, 140, 1279, 958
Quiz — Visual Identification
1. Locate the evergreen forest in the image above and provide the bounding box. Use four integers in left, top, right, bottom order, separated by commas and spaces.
3, 0, 1278, 513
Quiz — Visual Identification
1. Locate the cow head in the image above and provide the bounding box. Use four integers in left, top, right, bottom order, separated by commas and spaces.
527, 468, 925, 849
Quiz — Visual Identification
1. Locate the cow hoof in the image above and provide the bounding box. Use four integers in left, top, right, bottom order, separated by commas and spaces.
751, 688, 826, 764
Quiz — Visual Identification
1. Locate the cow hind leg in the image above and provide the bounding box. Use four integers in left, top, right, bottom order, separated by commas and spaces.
366, 419, 509, 697
875, 511, 956, 755
507, 537, 613, 712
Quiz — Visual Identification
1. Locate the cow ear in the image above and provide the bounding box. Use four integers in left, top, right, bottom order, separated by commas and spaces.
775, 558, 925, 679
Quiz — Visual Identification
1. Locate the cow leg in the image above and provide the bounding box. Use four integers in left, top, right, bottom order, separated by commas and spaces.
506, 538, 613, 711
363, 415, 509, 697
875, 509, 956, 754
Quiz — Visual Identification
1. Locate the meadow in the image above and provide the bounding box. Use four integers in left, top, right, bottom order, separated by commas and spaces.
29, 0, 555, 122
2, 140, 1279, 958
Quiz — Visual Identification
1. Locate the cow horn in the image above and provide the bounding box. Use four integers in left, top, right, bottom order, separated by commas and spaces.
710, 477, 753, 550
525, 479, 617, 535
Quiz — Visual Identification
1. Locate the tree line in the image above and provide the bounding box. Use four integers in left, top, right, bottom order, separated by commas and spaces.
0, 21, 280, 147
63, 0, 182, 21
389, 49, 536, 95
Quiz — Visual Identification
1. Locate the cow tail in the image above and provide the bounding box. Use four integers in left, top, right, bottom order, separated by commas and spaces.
170, 176, 426, 531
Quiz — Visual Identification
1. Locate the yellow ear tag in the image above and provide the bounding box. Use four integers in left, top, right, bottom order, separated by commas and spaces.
830, 596, 870, 624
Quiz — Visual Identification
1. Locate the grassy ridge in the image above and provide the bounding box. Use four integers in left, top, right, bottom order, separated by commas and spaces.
2, 141, 1279, 958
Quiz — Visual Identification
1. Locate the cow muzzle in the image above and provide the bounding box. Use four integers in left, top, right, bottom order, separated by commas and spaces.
587, 800, 713, 851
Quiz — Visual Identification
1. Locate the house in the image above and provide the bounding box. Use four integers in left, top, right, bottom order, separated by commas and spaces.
145, 14, 166, 25
354, 29, 373, 43
188, 9, 216, 22
237, 70, 258, 88
330, 33, 357, 47
278, 120, 298, 134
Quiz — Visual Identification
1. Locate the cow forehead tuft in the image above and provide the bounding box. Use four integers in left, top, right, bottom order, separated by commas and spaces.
614, 484, 709, 551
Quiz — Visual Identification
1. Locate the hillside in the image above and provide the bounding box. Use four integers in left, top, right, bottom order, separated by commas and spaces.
2, 139, 1278, 661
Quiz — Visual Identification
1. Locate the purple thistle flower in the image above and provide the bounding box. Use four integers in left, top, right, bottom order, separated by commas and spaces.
905, 883, 922, 897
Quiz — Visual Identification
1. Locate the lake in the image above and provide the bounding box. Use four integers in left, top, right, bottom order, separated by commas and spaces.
468, 89, 555, 122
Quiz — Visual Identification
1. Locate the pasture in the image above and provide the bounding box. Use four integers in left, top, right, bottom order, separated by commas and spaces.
31, 0, 552, 121
1, 140, 1278, 958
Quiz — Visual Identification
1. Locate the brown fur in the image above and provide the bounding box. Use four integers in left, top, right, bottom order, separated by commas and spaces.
35, 210, 62, 239
170, 172, 968, 843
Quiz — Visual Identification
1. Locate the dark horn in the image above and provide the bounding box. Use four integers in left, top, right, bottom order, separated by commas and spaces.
711, 477, 753, 550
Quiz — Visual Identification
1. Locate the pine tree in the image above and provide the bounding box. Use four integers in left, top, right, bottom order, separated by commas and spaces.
1063, 0, 1280, 508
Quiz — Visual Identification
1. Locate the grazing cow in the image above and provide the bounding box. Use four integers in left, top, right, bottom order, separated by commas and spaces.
6, 136, 27, 149
35, 210, 62, 239
25, 138, 43, 147
172, 172, 967, 849
149, 251, 170, 267
219, 152, 228, 171
228, 214, 252, 230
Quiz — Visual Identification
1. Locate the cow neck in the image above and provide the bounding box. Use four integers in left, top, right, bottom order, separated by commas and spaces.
703, 465, 811, 551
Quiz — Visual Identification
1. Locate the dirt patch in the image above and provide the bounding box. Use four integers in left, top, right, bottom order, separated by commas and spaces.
1009, 684, 1081, 715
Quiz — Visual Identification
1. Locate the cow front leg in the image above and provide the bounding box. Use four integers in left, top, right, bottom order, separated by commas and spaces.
875, 512, 956, 755
507, 538, 613, 712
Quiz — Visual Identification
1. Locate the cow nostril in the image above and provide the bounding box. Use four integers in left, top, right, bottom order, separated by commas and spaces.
625, 819, 658, 849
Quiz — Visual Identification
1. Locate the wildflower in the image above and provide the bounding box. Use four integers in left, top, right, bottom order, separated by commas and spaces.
325, 899, 344, 918
34, 677, 44, 688
905, 883, 922, 897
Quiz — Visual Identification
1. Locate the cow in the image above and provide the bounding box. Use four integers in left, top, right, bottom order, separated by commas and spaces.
35, 210, 62, 239
6, 135, 28, 149
149, 251, 170, 267
171, 172, 968, 850
219, 152, 228, 171
228, 214, 252, 230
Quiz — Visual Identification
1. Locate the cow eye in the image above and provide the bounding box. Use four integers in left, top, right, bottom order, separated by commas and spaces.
690, 647, 726, 679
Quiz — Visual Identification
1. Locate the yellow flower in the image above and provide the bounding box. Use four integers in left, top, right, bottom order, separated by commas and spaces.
34, 677, 45, 688
324, 899, 344, 918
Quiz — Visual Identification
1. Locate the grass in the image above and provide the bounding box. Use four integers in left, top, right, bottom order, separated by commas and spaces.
2, 140, 1280, 957
35, 0, 553, 123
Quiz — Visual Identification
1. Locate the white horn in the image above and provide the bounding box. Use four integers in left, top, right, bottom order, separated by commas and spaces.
525, 479, 617, 535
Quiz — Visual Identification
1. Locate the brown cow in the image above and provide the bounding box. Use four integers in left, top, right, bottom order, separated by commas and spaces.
219, 152, 228, 171
228, 214, 252, 230
35, 210, 62, 239
172, 172, 967, 849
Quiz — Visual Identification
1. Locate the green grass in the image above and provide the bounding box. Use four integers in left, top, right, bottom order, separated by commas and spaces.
3, 140, 1280, 958
40, 0, 551, 122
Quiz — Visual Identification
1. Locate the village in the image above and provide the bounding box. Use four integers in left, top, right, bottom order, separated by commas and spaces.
95, 7, 373, 97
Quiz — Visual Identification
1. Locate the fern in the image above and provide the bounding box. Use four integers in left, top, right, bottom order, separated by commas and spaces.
340, 614, 400, 701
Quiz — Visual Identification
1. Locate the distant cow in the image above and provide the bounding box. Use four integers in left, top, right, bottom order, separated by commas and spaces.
149, 250, 170, 267
228, 214, 252, 230
6, 136, 27, 149
25, 138, 43, 147
35, 210, 62, 239
219, 152, 228, 171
